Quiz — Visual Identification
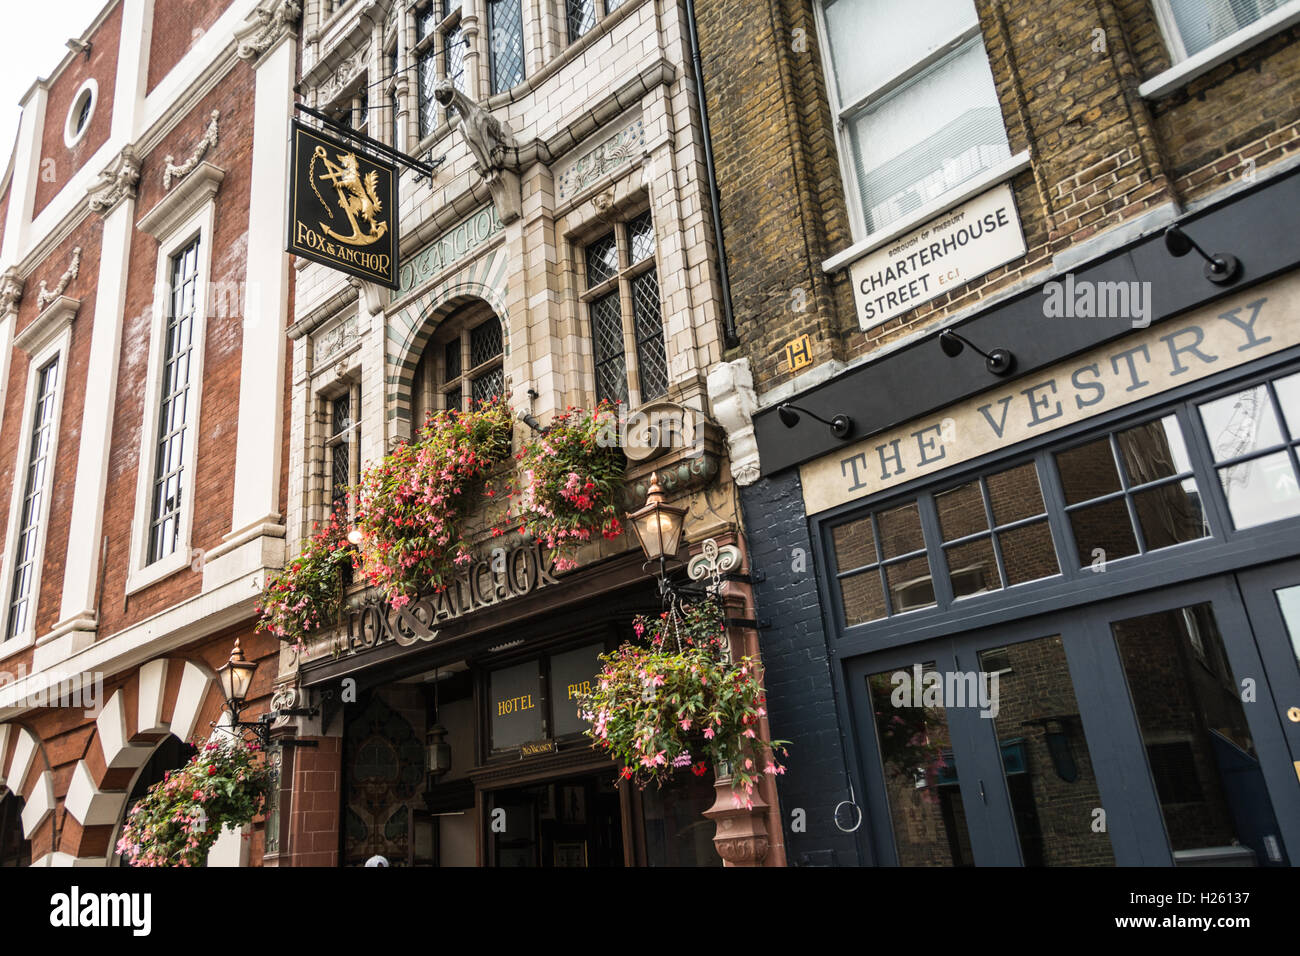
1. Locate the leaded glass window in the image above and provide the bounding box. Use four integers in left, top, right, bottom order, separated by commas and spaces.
581, 212, 667, 408
488, 0, 525, 94
567, 0, 596, 42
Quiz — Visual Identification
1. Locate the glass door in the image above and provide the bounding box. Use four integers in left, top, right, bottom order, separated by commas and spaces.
1087, 574, 1298, 866
845, 614, 1118, 865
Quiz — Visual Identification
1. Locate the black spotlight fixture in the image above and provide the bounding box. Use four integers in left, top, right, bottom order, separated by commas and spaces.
1164, 223, 1240, 285
777, 402, 854, 440
938, 329, 1016, 377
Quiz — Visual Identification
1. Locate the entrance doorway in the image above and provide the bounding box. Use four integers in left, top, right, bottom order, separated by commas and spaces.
847, 566, 1300, 866
486, 772, 623, 867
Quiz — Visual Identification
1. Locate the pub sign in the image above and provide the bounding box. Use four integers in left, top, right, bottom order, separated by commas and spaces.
287, 119, 399, 289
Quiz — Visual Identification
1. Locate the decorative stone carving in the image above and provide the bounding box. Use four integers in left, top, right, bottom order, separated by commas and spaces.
434, 79, 523, 223
86, 146, 141, 216
556, 116, 645, 202
316, 55, 366, 105
707, 358, 761, 486
36, 247, 82, 313
163, 111, 220, 190
313, 313, 359, 366
234, 0, 301, 61
0, 269, 22, 316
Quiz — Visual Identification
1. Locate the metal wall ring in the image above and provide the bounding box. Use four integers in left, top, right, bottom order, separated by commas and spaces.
833, 800, 863, 833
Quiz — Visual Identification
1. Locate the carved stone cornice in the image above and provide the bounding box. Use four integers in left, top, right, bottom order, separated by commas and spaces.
35, 247, 81, 313
315, 52, 367, 105
0, 269, 23, 317
137, 162, 224, 239
234, 0, 301, 61
14, 296, 79, 355
163, 111, 220, 190
87, 147, 141, 217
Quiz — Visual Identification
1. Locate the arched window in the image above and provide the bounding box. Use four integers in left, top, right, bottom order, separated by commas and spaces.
411, 302, 505, 426
0, 790, 30, 867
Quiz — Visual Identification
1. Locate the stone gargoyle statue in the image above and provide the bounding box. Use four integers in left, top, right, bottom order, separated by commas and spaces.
433, 79, 517, 173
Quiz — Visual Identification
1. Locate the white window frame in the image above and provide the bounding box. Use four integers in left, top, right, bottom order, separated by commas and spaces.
1140, 0, 1300, 98
0, 317, 74, 657
125, 200, 216, 595
63, 78, 98, 149
812, 1, 1008, 244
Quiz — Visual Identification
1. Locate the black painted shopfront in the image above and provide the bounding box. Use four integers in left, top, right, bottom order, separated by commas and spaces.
743, 166, 1300, 867
300, 549, 723, 867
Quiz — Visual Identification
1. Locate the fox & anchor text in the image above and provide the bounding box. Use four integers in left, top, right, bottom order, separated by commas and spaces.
295, 220, 391, 275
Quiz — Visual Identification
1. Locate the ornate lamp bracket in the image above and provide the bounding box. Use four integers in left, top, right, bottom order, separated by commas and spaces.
687, 538, 741, 595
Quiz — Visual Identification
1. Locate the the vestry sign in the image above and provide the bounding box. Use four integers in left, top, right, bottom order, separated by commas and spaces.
287, 120, 399, 289
849, 184, 1026, 330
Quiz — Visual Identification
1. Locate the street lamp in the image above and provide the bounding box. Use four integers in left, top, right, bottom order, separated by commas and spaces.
217, 638, 271, 749
627, 472, 688, 567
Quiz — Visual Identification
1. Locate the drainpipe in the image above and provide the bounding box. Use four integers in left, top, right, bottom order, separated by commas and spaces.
683, 0, 740, 351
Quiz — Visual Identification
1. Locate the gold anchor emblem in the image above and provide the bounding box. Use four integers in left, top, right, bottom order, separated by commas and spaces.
309, 145, 388, 247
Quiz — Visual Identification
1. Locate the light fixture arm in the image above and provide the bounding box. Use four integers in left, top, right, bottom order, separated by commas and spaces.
937, 329, 1016, 377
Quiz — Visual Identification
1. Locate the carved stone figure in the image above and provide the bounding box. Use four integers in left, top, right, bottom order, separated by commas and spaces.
87, 146, 141, 215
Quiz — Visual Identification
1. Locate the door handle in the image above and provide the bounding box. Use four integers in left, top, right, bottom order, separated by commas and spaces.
1287, 706, 1300, 723
978, 778, 986, 804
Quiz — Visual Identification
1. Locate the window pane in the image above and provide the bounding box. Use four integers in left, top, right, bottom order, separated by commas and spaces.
1068, 498, 1138, 566
841, 569, 886, 626
566, 0, 596, 43
1116, 415, 1192, 485
945, 536, 999, 598
470, 318, 503, 368
1056, 437, 1121, 505
1199, 385, 1284, 462
847, 36, 1009, 233
472, 367, 505, 405
885, 555, 935, 612
444, 339, 462, 380
8, 359, 59, 640
631, 270, 668, 400
585, 232, 618, 286
590, 293, 627, 406
628, 211, 655, 263
1113, 604, 1288, 863
445, 387, 462, 412
832, 517, 876, 571
1132, 479, 1209, 549
876, 501, 925, 557
935, 480, 987, 541
1274, 372, 1300, 437
998, 520, 1059, 586
985, 462, 1046, 525
488, 0, 525, 93
418, 48, 438, 137
823, 0, 978, 105
1217, 451, 1300, 529
445, 23, 467, 93
1168, 0, 1285, 58
865, 666, 970, 865
978, 637, 1115, 865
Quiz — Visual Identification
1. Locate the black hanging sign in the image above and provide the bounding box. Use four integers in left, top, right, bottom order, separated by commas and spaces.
287, 119, 400, 289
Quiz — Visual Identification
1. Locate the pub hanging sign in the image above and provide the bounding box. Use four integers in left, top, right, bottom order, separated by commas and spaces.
287, 119, 400, 289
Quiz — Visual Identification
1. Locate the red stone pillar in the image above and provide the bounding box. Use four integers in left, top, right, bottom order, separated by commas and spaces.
285, 737, 342, 867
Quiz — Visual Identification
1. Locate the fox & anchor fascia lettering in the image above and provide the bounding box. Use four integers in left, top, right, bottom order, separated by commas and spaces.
295, 221, 392, 274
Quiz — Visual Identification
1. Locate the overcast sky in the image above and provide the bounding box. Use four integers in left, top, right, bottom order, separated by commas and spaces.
1, 1, 109, 172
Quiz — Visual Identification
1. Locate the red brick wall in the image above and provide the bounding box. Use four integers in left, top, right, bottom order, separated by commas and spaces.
99, 60, 258, 635
147, 0, 234, 94
286, 736, 342, 867
32, 2, 122, 218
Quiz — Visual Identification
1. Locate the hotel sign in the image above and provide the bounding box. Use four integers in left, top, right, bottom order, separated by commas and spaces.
801, 274, 1300, 515
849, 184, 1026, 330
287, 120, 400, 289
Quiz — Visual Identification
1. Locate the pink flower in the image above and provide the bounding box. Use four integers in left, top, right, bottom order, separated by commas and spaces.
703, 727, 715, 739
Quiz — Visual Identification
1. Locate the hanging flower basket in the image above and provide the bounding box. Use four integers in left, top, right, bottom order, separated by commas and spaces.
116, 738, 273, 868
577, 599, 788, 808
355, 396, 514, 605
255, 509, 354, 651
505, 403, 626, 572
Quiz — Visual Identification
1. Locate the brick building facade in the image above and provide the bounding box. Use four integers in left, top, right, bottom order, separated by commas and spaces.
0, 0, 296, 866
696, 0, 1300, 865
